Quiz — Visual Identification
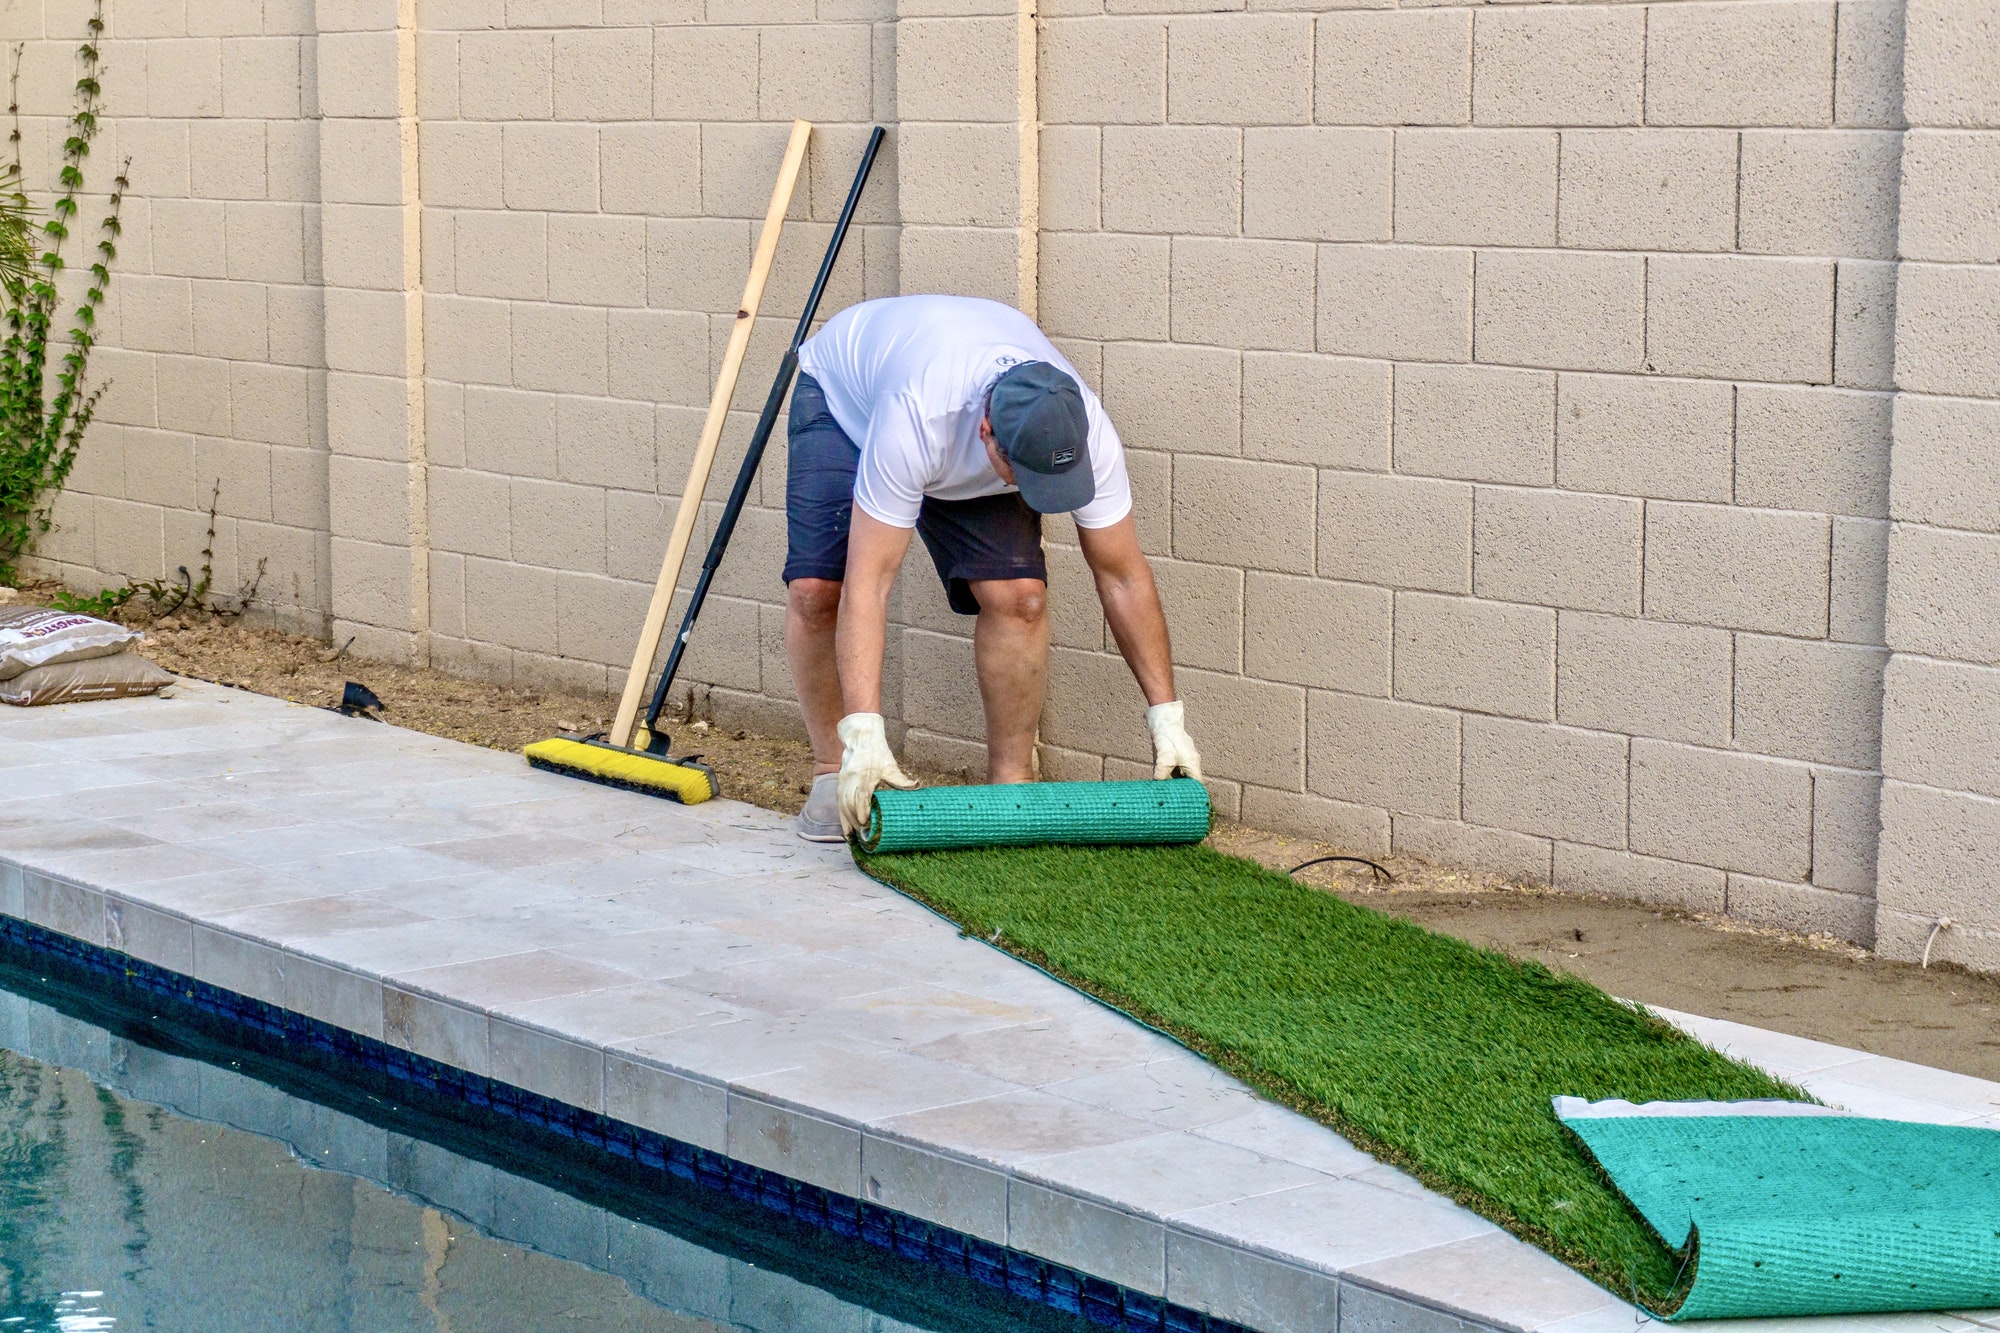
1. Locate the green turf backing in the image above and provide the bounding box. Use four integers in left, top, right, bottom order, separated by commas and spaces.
1563, 1110, 2000, 1318
855, 842, 1809, 1307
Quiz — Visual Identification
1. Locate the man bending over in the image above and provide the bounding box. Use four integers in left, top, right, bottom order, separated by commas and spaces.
785, 294, 1203, 840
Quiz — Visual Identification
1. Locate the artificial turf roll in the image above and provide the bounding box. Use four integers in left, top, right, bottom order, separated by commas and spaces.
859, 777, 1211, 853
853, 841, 1807, 1306
524, 737, 717, 804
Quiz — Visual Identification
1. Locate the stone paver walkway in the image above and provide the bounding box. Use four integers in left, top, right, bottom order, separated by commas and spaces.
2, 682, 1996, 1333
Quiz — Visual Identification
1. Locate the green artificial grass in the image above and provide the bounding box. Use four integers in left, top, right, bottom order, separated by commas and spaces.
856, 842, 1810, 1307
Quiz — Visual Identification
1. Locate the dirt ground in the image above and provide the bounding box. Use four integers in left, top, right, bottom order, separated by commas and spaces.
11, 579, 1999, 1083
1216, 825, 2000, 1082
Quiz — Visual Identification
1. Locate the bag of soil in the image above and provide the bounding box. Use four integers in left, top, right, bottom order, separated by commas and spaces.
0, 651, 174, 706
0, 606, 140, 681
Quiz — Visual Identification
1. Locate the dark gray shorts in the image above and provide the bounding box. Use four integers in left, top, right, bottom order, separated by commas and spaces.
783, 373, 1046, 615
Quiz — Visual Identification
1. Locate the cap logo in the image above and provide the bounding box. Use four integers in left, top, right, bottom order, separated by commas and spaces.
1051, 449, 1076, 466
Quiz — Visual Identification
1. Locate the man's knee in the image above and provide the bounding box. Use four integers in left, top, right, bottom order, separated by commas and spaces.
974, 578, 1047, 626
788, 578, 842, 631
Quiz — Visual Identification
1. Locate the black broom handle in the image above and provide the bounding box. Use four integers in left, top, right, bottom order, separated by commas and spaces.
644, 126, 887, 737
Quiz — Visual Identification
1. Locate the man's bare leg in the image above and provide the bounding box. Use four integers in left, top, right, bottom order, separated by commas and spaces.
968, 578, 1050, 784
785, 578, 846, 776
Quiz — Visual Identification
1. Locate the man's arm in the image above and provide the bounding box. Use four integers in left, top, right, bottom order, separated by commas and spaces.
1076, 515, 1175, 706
831, 506, 920, 831
836, 506, 915, 713
1077, 515, 1201, 779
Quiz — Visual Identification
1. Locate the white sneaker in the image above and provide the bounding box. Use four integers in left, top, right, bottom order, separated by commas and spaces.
797, 772, 844, 842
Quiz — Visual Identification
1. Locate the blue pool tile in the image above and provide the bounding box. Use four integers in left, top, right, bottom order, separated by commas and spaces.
603, 1122, 635, 1159
1122, 1289, 1166, 1331
968, 1237, 1008, 1289
1047, 1265, 1084, 1314
927, 1225, 967, 1273
794, 1183, 833, 1230
824, 1197, 862, 1240
1005, 1251, 1047, 1302
860, 1203, 896, 1250
1081, 1274, 1125, 1326
893, 1216, 932, 1262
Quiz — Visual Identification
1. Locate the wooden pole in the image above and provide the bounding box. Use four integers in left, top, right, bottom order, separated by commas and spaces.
609, 119, 812, 750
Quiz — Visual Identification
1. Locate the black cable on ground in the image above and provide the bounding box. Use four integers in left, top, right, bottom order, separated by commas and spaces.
1288, 854, 1393, 884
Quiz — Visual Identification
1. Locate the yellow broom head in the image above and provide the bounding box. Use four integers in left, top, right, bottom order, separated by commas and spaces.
523, 737, 717, 805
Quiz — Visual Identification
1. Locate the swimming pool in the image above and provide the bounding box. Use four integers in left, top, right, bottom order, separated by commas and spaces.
0, 952, 1092, 1332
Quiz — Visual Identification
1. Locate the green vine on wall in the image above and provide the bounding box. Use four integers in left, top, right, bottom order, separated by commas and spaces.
0, 0, 126, 584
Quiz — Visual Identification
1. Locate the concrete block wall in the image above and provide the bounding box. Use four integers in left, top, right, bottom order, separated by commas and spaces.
1874, 0, 2000, 971
23, 0, 2000, 963
410, 1, 897, 703
1024, 0, 1902, 948
25, 0, 330, 632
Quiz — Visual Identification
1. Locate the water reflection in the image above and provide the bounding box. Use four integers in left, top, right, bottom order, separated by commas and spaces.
0, 1291, 118, 1332
0, 982, 1069, 1333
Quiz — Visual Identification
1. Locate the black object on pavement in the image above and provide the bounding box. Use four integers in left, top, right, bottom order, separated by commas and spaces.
338, 680, 384, 719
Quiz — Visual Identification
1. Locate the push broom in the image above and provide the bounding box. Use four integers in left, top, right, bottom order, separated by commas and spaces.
525, 124, 887, 804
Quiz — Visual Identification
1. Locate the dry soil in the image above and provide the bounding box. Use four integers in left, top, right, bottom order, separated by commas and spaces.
12, 582, 1997, 1083
1217, 824, 2000, 1082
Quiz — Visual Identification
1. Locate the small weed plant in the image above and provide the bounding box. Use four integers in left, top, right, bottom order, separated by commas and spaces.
48, 480, 266, 620
0, 0, 126, 585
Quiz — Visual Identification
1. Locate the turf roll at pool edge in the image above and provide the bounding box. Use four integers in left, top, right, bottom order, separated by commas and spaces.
858, 777, 1210, 853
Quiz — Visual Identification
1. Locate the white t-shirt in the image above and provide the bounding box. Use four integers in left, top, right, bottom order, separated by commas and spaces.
796, 295, 1134, 531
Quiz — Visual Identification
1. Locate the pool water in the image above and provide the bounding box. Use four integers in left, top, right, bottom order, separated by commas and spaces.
0, 966, 1086, 1333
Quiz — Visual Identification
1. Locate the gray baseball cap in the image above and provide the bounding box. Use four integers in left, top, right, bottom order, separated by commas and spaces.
989, 361, 1094, 515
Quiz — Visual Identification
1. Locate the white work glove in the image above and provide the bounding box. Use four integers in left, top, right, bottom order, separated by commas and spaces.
836, 712, 918, 835
1147, 700, 1202, 781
